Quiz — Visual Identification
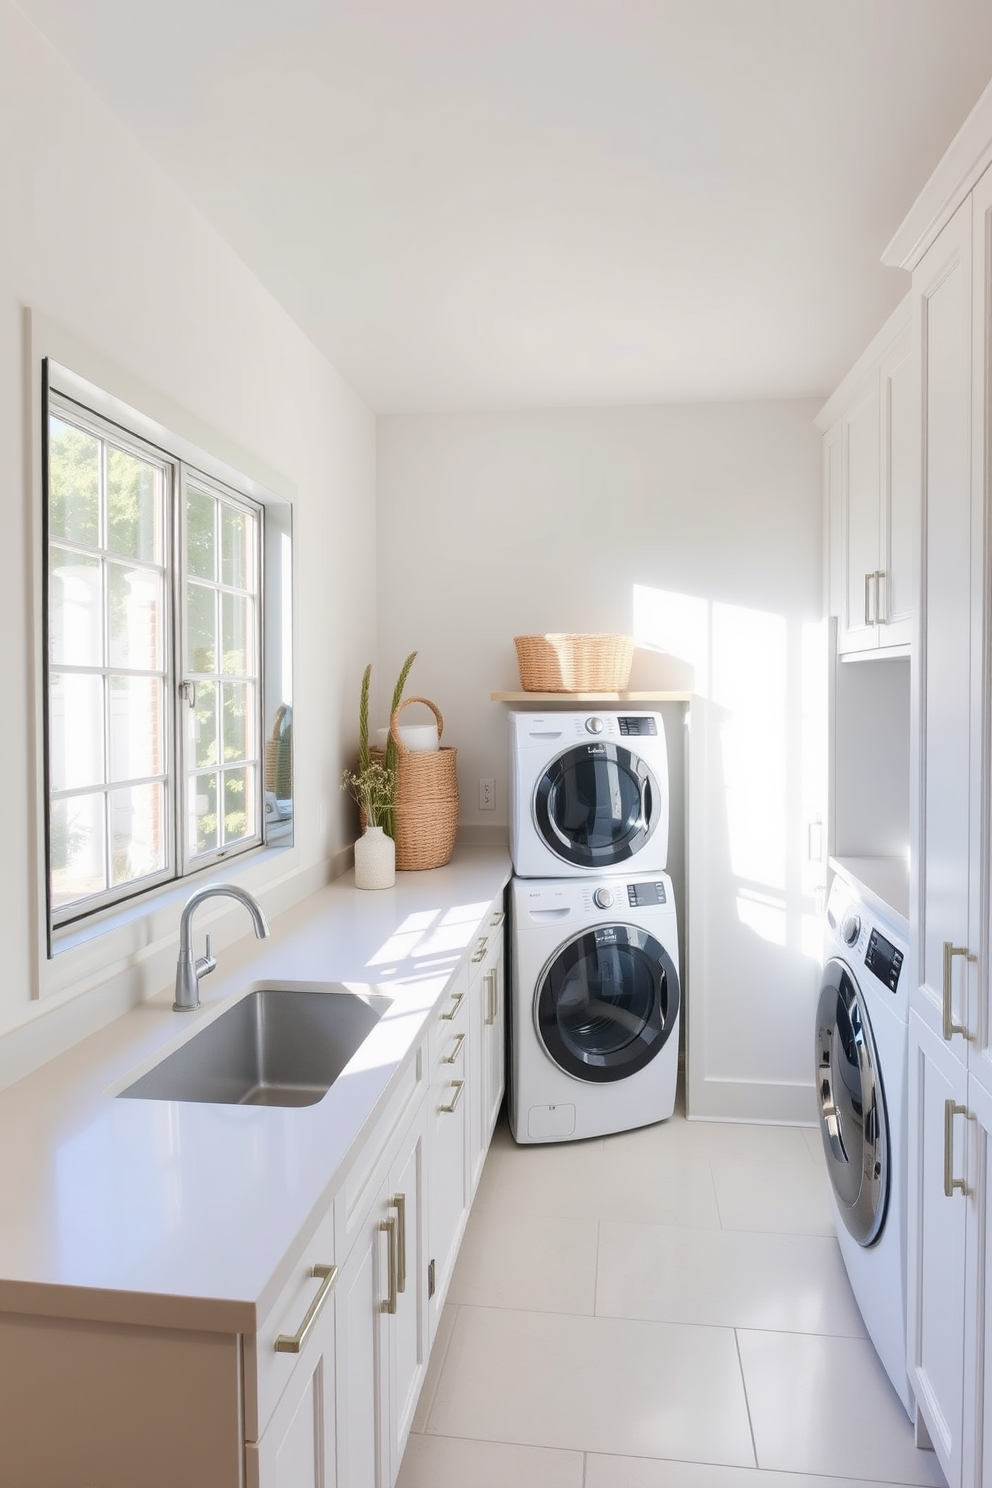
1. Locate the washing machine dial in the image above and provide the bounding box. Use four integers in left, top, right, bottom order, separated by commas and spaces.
585, 717, 605, 734
840, 910, 862, 947
593, 886, 615, 909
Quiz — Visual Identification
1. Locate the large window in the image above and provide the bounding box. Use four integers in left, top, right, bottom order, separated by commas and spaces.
44, 373, 275, 933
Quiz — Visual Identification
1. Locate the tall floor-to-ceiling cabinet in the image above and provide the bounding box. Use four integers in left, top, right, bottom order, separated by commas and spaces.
883, 81, 992, 1488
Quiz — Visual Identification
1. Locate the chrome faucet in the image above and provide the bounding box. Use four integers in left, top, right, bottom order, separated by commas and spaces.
174, 883, 270, 1011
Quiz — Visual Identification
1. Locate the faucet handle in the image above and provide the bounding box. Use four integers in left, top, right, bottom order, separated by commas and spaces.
195, 933, 217, 983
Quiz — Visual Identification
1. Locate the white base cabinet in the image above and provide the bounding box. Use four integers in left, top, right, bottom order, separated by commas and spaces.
0, 886, 507, 1488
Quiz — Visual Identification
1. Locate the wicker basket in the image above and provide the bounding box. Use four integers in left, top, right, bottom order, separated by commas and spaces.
513, 634, 634, 693
371, 697, 459, 870
264, 703, 293, 798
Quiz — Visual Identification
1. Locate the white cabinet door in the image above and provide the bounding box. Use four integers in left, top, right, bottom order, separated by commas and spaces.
334, 1209, 381, 1488
335, 1095, 428, 1488
248, 1269, 338, 1488
878, 333, 915, 648
829, 310, 915, 658
480, 919, 506, 1154
468, 905, 506, 1196
908, 1012, 970, 1488
383, 1100, 428, 1484
841, 376, 883, 651
914, 195, 979, 1053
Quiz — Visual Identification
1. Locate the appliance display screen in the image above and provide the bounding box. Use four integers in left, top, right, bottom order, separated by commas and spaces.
865, 929, 904, 993
619, 716, 658, 736
627, 881, 667, 907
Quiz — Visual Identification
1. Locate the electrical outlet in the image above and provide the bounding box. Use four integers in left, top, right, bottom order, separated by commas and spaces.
479, 777, 495, 811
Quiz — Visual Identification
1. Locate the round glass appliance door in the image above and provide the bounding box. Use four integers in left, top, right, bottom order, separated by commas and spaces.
535, 925, 679, 1083
534, 743, 659, 869
815, 958, 888, 1246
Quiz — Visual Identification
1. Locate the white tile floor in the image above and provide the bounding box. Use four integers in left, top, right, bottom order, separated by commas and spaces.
396, 1094, 948, 1488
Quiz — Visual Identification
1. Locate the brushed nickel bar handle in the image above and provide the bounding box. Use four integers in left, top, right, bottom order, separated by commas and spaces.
441, 991, 465, 1021
274, 1263, 339, 1353
471, 937, 489, 964
875, 570, 886, 625
391, 1192, 407, 1295
489, 910, 506, 928
942, 942, 970, 1040
944, 1100, 970, 1198
485, 968, 497, 1026
379, 1216, 398, 1314
442, 1032, 466, 1064
864, 572, 874, 626
439, 1079, 465, 1114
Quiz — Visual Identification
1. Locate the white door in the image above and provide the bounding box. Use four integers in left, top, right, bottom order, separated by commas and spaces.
908, 1012, 969, 1488
914, 195, 978, 1053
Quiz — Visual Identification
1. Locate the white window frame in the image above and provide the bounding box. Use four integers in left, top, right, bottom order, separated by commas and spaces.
29, 314, 298, 999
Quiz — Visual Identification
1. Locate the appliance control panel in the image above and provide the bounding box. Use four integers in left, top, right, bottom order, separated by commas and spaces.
619, 716, 659, 736
627, 880, 667, 907
865, 928, 904, 993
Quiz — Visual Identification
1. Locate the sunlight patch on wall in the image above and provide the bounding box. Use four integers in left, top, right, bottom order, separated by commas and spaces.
634, 584, 825, 957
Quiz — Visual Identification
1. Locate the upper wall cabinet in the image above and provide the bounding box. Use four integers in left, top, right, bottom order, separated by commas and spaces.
818, 300, 915, 657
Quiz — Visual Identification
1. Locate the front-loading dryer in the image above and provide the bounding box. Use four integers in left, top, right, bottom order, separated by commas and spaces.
510, 870, 680, 1144
816, 866, 911, 1416
509, 710, 670, 878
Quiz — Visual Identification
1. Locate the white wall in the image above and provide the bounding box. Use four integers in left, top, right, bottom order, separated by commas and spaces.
377, 403, 826, 1121
0, 0, 374, 1070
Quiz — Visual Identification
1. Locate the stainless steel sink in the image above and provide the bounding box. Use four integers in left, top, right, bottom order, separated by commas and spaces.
119, 985, 392, 1107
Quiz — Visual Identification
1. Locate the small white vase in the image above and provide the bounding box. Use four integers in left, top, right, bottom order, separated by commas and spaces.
354, 825, 396, 890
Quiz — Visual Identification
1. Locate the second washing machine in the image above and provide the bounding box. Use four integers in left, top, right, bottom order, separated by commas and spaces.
510, 870, 680, 1143
815, 866, 912, 1416
509, 710, 670, 879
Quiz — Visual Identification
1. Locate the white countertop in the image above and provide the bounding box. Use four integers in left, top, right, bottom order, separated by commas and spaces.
0, 848, 511, 1334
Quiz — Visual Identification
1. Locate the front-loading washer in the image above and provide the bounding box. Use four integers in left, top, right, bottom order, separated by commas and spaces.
510, 870, 680, 1144
509, 710, 670, 879
816, 867, 911, 1416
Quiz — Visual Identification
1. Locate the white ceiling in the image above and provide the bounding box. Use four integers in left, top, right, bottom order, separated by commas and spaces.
14, 0, 992, 412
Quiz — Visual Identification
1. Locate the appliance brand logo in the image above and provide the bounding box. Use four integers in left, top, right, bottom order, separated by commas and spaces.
595, 927, 619, 945
586, 743, 607, 756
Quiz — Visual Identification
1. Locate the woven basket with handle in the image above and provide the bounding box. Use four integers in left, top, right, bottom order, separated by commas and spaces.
370, 696, 459, 870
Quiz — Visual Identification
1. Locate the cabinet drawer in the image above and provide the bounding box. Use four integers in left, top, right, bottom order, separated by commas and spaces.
246, 1198, 340, 1445
336, 1041, 427, 1261
468, 904, 505, 985
429, 965, 471, 1068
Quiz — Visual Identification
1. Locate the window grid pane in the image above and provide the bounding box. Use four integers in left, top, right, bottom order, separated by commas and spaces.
183, 477, 262, 868
48, 400, 171, 922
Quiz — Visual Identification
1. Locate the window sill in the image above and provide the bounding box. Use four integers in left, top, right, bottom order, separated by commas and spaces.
42, 838, 297, 1003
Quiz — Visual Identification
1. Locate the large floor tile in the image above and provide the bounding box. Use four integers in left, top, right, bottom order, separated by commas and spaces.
621, 1111, 813, 1167
411, 1304, 458, 1434
448, 1208, 598, 1314
585, 1458, 940, 1488
397, 1433, 584, 1488
738, 1329, 946, 1484
710, 1152, 835, 1234
596, 1222, 868, 1335
595, 1130, 724, 1227
425, 1304, 755, 1466
486, 1135, 614, 1220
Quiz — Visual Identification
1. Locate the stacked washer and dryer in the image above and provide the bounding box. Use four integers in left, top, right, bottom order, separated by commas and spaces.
507, 710, 681, 1144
